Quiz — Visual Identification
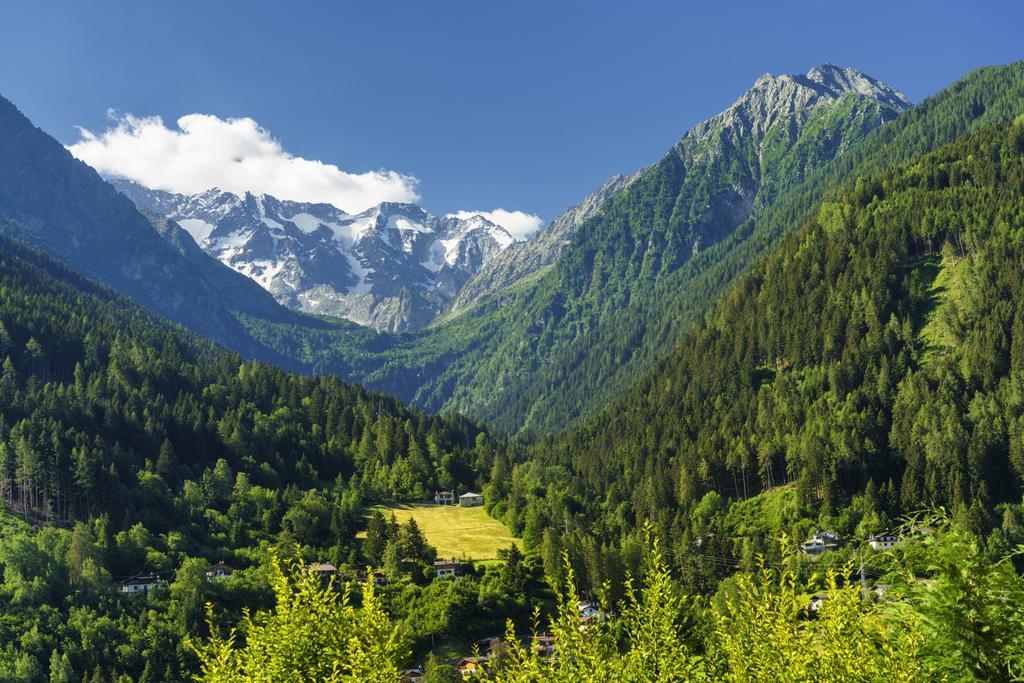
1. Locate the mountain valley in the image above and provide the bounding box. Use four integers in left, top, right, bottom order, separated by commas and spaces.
0, 43, 1023, 680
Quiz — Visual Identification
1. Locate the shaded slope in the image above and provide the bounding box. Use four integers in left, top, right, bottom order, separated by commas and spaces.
0, 94, 307, 360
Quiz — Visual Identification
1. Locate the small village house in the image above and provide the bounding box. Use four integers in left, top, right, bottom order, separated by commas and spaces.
807, 593, 829, 613
308, 562, 338, 587
398, 667, 424, 683
534, 634, 556, 658
434, 490, 456, 505
578, 600, 602, 620
454, 657, 486, 677
205, 562, 233, 582
347, 569, 388, 586
868, 532, 901, 551
578, 600, 609, 628
459, 491, 484, 507
800, 530, 841, 555
118, 574, 164, 595
434, 559, 461, 578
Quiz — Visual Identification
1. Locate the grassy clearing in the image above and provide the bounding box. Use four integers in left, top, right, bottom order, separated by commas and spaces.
915, 252, 966, 364
371, 502, 519, 561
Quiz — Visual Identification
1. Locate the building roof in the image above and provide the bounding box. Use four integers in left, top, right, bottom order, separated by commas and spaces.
308, 562, 337, 573
434, 559, 461, 566
454, 657, 486, 668
459, 491, 482, 498
121, 574, 161, 585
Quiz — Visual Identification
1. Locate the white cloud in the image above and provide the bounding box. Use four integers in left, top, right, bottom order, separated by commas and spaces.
448, 209, 545, 241
67, 111, 420, 213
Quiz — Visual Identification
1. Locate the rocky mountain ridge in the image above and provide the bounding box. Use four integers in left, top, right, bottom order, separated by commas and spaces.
112, 180, 516, 331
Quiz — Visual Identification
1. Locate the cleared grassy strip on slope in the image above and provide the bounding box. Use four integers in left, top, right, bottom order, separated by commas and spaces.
914, 251, 967, 364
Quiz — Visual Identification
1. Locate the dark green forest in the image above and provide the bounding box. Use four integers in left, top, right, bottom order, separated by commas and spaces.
486, 117, 1024, 600
0, 231, 535, 680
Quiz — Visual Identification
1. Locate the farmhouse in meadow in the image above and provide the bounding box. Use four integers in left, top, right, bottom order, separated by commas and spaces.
434, 490, 456, 505
459, 491, 484, 507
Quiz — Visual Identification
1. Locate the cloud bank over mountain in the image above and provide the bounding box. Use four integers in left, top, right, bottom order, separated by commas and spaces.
68, 111, 542, 237
69, 112, 421, 213
446, 208, 543, 240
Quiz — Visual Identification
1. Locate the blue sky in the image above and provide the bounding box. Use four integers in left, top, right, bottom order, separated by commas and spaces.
1, 1, 1021, 231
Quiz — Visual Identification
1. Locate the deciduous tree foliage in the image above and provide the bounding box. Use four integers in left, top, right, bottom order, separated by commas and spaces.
193, 524, 1024, 682
194, 551, 406, 683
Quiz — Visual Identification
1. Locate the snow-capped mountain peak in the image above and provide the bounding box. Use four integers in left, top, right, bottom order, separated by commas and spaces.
111, 178, 515, 331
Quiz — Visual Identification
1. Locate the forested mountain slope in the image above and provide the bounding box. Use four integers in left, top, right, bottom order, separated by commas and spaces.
494, 118, 1024, 589
443, 170, 643, 316
6, 65, 1021, 442
0, 228, 496, 527
243, 65, 913, 432
0, 227, 508, 678
493, 62, 1024, 436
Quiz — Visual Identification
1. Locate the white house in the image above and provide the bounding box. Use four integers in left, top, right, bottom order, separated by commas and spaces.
434, 490, 456, 505
459, 491, 484, 507
434, 559, 461, 578
578, 600, 607, 627
578, 601, 602, 620
205, 562, 233, 582
118, 574, 164, 595
868, 532, 901, 551
800, 530, 841, 555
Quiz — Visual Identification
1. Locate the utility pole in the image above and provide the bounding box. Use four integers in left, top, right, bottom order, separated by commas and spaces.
859, 549, 868, 602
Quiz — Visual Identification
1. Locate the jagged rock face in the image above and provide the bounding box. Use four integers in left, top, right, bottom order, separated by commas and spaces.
113, 181, 515, 332
447, 171, 643, 315
448, 66, 909, 319
676, 64, 910, 216
688, 64, 909, 145
646, 64, 911, 259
